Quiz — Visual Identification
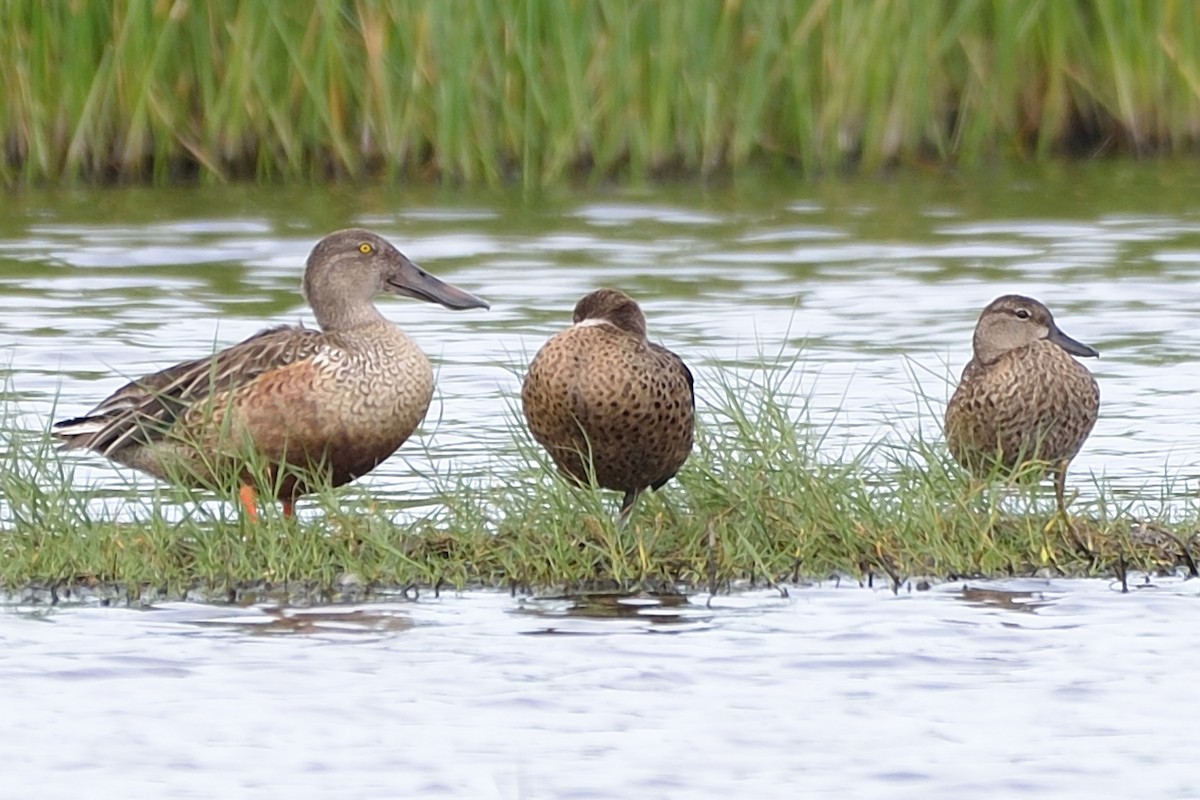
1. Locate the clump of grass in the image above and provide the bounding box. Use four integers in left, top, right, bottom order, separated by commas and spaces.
4, 358, 1196, 603
1, 1, 1200, 186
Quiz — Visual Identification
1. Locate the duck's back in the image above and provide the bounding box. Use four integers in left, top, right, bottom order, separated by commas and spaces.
945, 339, 1099, 472
522, 324, 694, 494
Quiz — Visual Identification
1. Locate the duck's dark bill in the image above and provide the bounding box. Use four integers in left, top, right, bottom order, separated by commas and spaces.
387, 271, 490, 310
1049, 327, 1099, 358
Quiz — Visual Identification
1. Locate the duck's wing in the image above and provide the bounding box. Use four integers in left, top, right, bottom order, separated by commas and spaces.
647, 342, 695, 492
53, 324, 327, 456
650, 342, 695, 405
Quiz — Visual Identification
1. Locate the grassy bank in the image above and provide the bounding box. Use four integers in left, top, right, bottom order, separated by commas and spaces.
1, 368, 1195, 603
3, 0, 1200, 186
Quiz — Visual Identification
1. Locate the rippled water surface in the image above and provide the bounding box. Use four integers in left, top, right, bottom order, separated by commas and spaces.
4, 163, 1200, 507
5, 578, 1200, 797
4, 164, 1200, 795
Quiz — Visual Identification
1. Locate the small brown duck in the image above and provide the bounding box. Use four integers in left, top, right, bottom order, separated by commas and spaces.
53, 228, 489, 519
944, 294, 1100, 514
521, 288, 694, 524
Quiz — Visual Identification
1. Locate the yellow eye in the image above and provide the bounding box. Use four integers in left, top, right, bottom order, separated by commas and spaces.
359, 243, 373, 254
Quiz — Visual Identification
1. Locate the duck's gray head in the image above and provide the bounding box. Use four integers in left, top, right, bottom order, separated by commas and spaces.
572, 288, 647, 339
972, 294, 1098, 364
303, 228, 489, 330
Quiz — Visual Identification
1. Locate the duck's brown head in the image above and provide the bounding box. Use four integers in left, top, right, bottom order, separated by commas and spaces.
972, 294, 1098, 364
303, 228, 489, 329
572, 288, 648, 339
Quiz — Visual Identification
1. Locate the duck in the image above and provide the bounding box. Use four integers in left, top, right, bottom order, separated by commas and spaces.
944, 294, 1100, 515
53, 228, 489, 519
521, 288, 694, 524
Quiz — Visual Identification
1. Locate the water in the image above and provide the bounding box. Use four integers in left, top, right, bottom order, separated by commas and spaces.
4, 577, 1199, 798
5, 164, 1200, 512
4, 163, 1200, 795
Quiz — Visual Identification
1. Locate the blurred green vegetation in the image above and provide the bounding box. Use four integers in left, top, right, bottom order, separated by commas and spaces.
2, 0, 1199, 187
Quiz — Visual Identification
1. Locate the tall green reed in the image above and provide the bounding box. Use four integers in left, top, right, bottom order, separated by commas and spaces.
2, 1, 1200, 187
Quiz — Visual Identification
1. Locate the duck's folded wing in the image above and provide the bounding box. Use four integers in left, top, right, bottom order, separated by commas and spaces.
650, 343, 695, 406
54, 325, 327, 455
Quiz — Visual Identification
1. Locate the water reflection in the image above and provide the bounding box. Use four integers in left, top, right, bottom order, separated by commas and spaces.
956, 586, 1052, 614
190, 606, 415, 638
514, 592, 712, 634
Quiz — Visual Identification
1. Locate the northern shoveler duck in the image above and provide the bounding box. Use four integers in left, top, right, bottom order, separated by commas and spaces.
944, 294, 1100, 515
53, 228, 489, 519
521, 288, 694, 524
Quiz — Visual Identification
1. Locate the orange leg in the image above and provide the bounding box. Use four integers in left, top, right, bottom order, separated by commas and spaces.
282, 498, 295, 519
238, 484, 260, 522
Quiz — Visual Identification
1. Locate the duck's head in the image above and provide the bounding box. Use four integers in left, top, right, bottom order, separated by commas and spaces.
572, 288, 647, 339
303, 228, 489, 329
972, 294, 1098, 364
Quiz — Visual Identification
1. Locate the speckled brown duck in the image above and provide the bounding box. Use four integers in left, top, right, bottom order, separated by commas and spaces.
944, 294, 1100, 513
53, 228, 489, 519
521, 288, 694, 523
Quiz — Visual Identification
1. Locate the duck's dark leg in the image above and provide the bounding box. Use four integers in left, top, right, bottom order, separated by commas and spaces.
617, 489, 642, 528
1053, 460, 1092, 557
238, 484, 260, 522
1053, 463, 1068, 520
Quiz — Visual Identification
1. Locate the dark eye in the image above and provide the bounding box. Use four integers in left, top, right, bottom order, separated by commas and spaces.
1014, 308, 1031, 320
359, 242, 374, 254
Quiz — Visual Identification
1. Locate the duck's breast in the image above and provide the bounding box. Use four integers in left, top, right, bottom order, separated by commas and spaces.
235, 327, 435, 485
946, 340, 1098, 470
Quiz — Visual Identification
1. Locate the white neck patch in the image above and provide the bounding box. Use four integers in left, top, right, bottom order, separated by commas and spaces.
574, 318, 615, 329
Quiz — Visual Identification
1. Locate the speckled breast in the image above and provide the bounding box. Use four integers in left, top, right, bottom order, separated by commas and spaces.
240, 324, 435, 486
945, 340, 1099, 472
